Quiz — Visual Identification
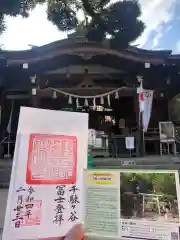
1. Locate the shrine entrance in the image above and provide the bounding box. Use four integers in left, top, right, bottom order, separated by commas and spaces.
0, 34, 175, 160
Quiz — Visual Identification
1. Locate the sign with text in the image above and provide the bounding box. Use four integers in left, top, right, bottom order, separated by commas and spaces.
125, 137, 134, 149
84, 169, 180, 240
2, 107, 88, 240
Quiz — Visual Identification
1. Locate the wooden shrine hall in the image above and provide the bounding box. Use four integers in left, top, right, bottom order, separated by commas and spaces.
0, 32, 180, 159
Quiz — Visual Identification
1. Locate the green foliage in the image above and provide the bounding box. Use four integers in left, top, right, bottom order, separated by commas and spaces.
0, 0, 39, 17
121, 172, 177, 197
47, 0, 145, 47
0, 14, 5, 35
0, 0, 145, 49
169, 94, 180, 123
47, 0, 79, 31
87, 0, 145, 48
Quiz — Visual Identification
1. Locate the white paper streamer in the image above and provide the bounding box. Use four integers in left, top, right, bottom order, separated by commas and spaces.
68, 96, 72, 104
52, 91, 57, 99
84, 98, 88, 106
107, 95, 110, 106
76, 98, 79, 108
115, 91, 119, 99
93, 98, 96, 107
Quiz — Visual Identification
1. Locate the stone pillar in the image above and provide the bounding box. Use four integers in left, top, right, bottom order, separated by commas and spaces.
31, 92, 40, 108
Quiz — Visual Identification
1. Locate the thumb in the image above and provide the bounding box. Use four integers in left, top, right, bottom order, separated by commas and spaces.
65, 224, 84, 240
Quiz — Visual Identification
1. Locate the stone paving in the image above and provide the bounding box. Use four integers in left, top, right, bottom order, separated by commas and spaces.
0, 189, 8, 240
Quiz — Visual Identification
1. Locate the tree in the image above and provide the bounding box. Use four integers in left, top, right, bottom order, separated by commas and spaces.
0, 0, 145, 49
0, 14, 5, 35
47, 0, 145, 48
169, 94, 180, 123
121, 173, 177, 197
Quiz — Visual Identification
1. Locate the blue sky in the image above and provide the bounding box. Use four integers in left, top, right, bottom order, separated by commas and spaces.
0, 0, 179, 53
139, 0, 180, 52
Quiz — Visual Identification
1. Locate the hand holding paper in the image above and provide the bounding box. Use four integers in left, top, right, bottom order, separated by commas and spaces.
38, 224, 84, 240
2, 108, 88, 240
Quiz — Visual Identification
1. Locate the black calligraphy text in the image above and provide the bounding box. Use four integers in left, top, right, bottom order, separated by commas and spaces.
68, 185, 79, 222
53, 185, 66, 225
12, 186, 35, 228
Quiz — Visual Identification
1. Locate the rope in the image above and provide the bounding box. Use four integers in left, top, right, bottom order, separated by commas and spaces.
50, 86, 126, 99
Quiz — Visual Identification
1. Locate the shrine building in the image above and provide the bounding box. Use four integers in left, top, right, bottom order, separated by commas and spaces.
0, 32, 180, 158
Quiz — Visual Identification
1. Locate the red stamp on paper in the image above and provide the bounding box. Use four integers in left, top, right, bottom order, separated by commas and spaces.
26, 134, 77, 184
21, 200, 42, 226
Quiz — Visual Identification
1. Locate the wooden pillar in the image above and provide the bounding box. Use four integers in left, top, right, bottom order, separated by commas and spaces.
31, 91, 40, 108
0, 92, 5, 145
166, 78, 171, 121
0, 58, 7, 146
0, 93, 12, 157
133, 90, 140, 156
0, 94, 12, 136
30, 75, 40, 108
133, 88, 139, 127
136, 77, 145, 157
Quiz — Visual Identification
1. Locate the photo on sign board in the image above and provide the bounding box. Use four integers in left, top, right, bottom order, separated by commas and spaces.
120, 172, 179, 222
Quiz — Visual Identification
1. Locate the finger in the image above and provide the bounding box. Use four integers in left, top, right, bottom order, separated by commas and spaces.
37, 237, 63, 240
65, 224, 84, 240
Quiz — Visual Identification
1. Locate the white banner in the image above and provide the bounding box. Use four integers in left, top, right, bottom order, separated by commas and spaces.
143, 90, 154, 132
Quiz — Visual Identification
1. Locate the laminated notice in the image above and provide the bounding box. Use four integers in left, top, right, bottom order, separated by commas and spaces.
84, 169, 180, 240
